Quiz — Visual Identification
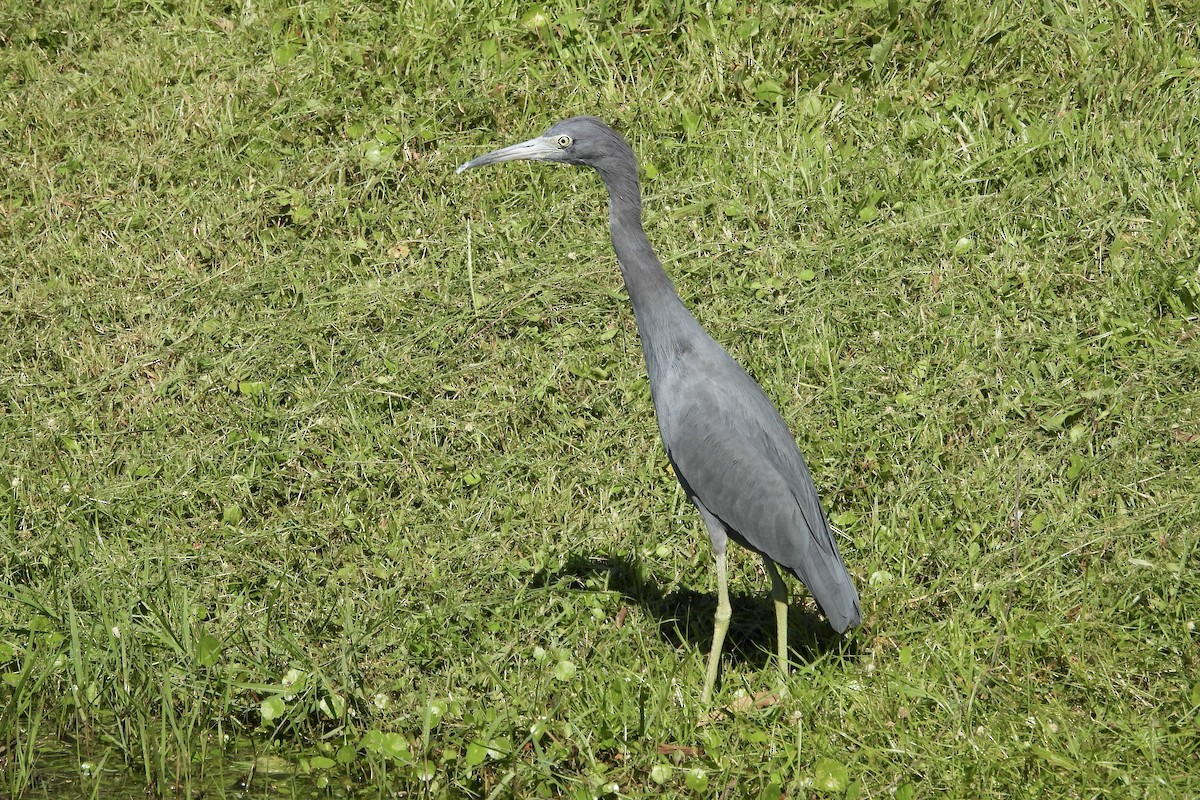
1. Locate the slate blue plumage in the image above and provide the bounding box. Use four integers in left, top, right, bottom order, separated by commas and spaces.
459, 117, 861, 700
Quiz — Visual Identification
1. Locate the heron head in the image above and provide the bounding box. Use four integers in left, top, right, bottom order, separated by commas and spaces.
456, 116, 633, 176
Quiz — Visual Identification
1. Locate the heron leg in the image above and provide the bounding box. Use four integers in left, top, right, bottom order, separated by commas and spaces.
701, 549, 732, 703
763, 558, 789, 683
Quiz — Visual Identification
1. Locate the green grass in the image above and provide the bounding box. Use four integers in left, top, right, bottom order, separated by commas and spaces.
2, 0, 1199, 797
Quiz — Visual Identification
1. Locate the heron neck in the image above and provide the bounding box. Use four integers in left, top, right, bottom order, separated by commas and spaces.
599, 169, 686, 322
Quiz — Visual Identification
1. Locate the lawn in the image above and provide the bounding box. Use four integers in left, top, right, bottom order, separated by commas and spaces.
2, 0, 1198, 797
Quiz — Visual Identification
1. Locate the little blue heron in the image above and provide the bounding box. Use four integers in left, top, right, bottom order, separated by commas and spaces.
458, 117, 861, 701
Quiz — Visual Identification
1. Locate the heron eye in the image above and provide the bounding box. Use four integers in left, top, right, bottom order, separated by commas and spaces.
556, 134, 572, 149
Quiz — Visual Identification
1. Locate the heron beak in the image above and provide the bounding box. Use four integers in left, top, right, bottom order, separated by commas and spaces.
456, 136, 561, 174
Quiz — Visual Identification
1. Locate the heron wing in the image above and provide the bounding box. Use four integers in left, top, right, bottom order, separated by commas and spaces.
654, 341, 861, 632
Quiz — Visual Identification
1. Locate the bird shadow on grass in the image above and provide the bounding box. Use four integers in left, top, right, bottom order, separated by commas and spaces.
530, 552, 855, 671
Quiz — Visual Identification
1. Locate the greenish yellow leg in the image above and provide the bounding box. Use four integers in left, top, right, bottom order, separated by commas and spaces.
701, 550, 732, 703
763, 558, 789, 683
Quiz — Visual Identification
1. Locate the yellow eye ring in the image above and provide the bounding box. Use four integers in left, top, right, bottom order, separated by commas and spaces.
556, 135, 572, 149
